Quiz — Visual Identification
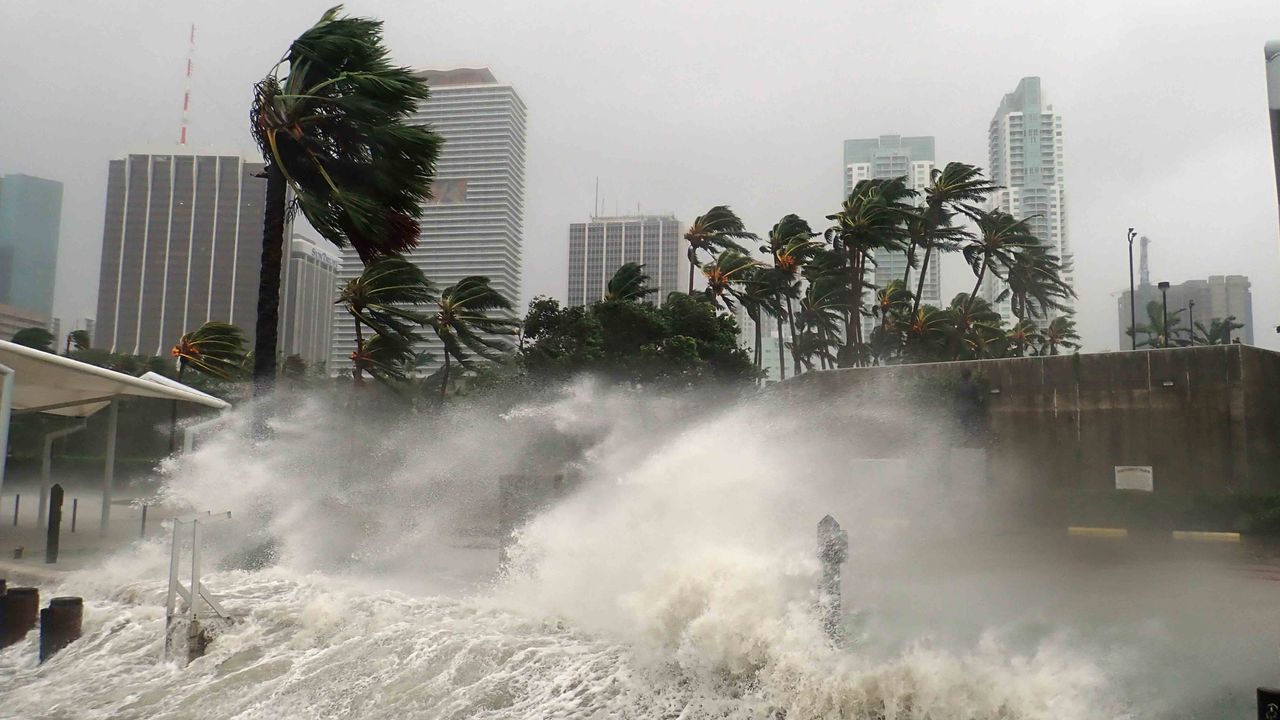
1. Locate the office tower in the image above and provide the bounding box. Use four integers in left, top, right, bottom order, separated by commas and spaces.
843, 135, 938, 338
1267, 42, 1280, 230
330, 68, 527, 372
94, 152, 267, 356
281, 234, 339, 367
1117, 275, 1254, 348
567, 215, 682, 306
0, 173, 63, 321
983, 78, 1073, 325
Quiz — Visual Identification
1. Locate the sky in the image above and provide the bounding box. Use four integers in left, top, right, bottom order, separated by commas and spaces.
1, 0, 1279, 351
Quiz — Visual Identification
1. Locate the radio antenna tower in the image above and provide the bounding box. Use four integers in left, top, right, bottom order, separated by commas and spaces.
178, 24, 195, 145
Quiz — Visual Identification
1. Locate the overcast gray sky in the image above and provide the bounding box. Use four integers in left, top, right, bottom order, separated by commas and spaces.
2, 0, 1278, 351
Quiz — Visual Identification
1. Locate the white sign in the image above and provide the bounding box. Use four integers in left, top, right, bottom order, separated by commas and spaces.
1115, 466, 1154, 492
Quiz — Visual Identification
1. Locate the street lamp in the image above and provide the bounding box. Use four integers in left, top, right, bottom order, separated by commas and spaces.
1127, 228, 1138, 350
1187, 299, 1195, 346
1157, 281, 1171, 348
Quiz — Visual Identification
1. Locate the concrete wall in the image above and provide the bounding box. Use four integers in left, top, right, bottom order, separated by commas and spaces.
784, 345, 1280, 497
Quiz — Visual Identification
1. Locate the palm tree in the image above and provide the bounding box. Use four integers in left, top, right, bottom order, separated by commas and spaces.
250, 6, 442, 390
604, 262, 657, 303
1041, 316, 1081, 356
1193, 316, 1245, 345
1006, 319, 1042, 358
169, 321, 247, 451
10, 327, 54, 352
793, 276, 850, 370
64, 329, 91, 356
337, 255, 435, 386
868, 280, 913, 365
764, 214, 821, 375
945, 294, 1006, 361
901, 305, 952, 363
997, 243, 1074, 321
824, 177, 917, 365
700, 250, 760, 313
733, 266, 776, 371
908, 163, 999, 314
683, 206, 757, 294
961, 211, 1040, 313
429, 276, 517, 400
1127, 300, 1188, 348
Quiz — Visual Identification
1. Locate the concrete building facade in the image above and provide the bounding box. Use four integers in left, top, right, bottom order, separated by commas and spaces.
983, 78, 1073, 325
281, 235, 339, 367
0, 303, 49, 342
93, 152, 267, 356
1118, 275, 1254, 347
567, 215, 682, 306
330, 67, 526, 373
0, 173, 63, 320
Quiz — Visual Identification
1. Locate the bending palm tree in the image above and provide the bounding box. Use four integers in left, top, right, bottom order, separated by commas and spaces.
64, 330, 91, 356
337, 255, 435, 385
1006, 319, 1042, 358
909, 163, 999, 314
1041, 315, 1081, 356
765, 214, 821, 375
250, 5, 442, 391
700, 250, 760, 312
793, 276, 848, 371
962, 211, 1040, 313
683, 206, 757, 294
604, 262, 657, 303
997, 244, 1074, 321
170, 322, 247, 451
1193, 316, 1244, 345
430, 277, 517, 399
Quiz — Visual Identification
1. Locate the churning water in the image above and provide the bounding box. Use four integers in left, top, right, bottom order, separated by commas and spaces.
0, 380, 1272, 718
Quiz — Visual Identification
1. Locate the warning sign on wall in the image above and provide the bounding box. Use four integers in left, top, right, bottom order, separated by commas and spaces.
1115, 466, 1154, 492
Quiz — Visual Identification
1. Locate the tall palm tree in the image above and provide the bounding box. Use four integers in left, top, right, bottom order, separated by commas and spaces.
683, 206, 757, 294
868, 280, 913, 365
429, 276, 517, 400
169, 321, 247, 451
64, 329, 91, 356
734, 266, 777, 371
793, 276, 849, 371
1006, 319, 1042, 358
604, 262, 657, 303
250, 6, 442, 391
1041, 316, 1081, 356
901, 305, 952, 363
337, 255, 435, 385
945, 294, 1006, 361
764, 214, 821, 375
997, 243, 1075, 321
700, 250, 760, 313
824, 177, 917, 366
961, 210, 1040, 313
1127, 300, 1188, 348
908, 163, 999, 314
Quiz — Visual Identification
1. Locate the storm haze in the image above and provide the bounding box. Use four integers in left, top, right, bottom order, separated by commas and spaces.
1, 0, 1278, 350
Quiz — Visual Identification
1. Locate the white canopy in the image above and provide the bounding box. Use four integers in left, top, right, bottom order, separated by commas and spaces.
0, 340, 229, 417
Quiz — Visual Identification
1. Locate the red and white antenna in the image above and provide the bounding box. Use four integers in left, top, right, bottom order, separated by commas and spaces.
178, 23, 195, 145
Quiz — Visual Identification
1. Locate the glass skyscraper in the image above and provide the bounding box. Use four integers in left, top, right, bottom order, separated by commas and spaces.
0, 173, 63, 319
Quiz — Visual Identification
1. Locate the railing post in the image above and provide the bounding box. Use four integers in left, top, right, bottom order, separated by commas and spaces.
817, 514, 849, 642
45, 484, 63, 564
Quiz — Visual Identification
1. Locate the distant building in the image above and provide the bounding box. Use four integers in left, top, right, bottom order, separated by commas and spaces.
843, 135, 940, 319
0, 173, 63, 319
1117, 275, 1253, 347
983, 78, 1073, 326
330, 67, 526, 373
281, 234, 339, 367
51, 317, 95, 349
567, 215, 682, 306
1266, 41, 1280, 230
0, 303, 48, 342
93, 152, 266, 356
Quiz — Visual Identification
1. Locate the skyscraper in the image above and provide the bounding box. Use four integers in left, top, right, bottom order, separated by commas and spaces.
843, 135, 938, 335
983, 77, 1073, 325
281, 234, 339, 367
568, 215, 682, 306
0, 173, 63, 320
330, 67, 527, 372
93, 152, 267, 356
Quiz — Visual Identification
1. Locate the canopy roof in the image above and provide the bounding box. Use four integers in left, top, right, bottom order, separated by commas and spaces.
0, 340, 230, 417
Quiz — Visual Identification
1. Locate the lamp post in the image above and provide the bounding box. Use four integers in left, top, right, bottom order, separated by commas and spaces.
1188, 299, 1195, 346
1158, 281, 1171, 348
1127, 228, 1138, 350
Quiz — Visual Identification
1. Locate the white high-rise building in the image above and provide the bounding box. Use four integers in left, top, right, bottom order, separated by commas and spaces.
983, 77, 1073, 325
843, 135, 938, 337
281, 234, 339, 367
329, 68, 527, 373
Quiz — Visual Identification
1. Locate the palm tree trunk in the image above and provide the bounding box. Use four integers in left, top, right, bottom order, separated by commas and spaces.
902, 240, 917, 287
754, 317, 762, 368
352, 317, 365, 386
776, 315, 786, 381
252, 162, 287, 396
440, 351, 450, 401
967, 259, 988, 313
786, 297, 800, 375
912, 246, 933, 314
687, 248, 696, 295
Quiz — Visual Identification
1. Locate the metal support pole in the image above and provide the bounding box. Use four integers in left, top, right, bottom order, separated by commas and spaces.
12, 494, 18, 526
1161, 289, 1170, 348
101, 399, 118, 535
1188, 300, 1196, 346
0, 365, 13, 502
1127, 229, 1137, 350
39, 423, 85, 528
71, 498, 78, 533
164, 520, 180, 659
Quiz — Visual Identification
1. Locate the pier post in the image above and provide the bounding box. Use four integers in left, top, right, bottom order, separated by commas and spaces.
45, 484, 63, 564
817, 514, 848, 642
39, 597, 83, 662
0, 587, 39, 648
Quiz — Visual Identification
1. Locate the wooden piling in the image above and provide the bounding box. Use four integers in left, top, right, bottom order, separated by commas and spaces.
39, 597, 83, 662
45, 484, 64, 564
0, 587, 39, 648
